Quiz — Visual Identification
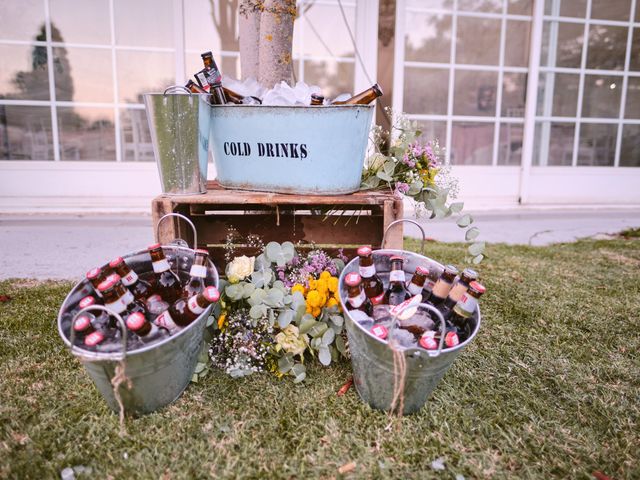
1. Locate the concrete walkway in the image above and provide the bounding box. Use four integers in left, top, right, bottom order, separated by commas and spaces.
1, 208, 639, 280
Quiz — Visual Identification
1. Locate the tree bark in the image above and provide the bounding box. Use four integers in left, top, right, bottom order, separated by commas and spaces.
257, 0, 295, 88
238, 0, 260, 80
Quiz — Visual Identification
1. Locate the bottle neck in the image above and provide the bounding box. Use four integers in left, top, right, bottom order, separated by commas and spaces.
347, 286, 366, 308
453, 291, 482, 317
358, 257, 377, 278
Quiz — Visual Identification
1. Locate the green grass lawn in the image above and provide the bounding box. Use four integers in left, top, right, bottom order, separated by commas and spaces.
1, 238, 639, 479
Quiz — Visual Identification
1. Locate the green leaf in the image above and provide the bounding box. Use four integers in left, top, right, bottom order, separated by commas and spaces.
277, 310, 294, 328
308, 322, 329, 338
265, 242, 282, 263
376, 170, 393, 182
318, 347, 331, 366
335, 334, 346, 354
225, 283, 244, 301
450, 201, 464, 213
472, 254, 485, 265
330, 314, 344, 327
278, 355, 294, 374
457, 214, 473, 228
468, 241, 486, 257
465, 227, 480, 241
264, 288, 284, 307
298, 314, 317, 334
383, 159, 396, 176
247, 288, 267, 306
321, 328, 335, 346
242, 283, 256, 298
408, 180, 423, 196
249, 304, 267, 319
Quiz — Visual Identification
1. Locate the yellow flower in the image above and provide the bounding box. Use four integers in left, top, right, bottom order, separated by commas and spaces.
420, 167, 439, 186
217, 312, 227, 330
326, 297, 339, 309
328, 276, 339, 293
308, 278, 317, 290
291, 283, 305, 296
306, 290, 323, 308
311, 307, 321, 317
316, 278, 329, 295
320, 271, 331, 280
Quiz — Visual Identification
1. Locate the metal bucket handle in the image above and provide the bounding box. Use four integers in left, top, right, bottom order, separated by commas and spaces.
155, 212, 198, 250
68, 305, 128, 361
163, 85, 191, 95
382, 219, 426, 255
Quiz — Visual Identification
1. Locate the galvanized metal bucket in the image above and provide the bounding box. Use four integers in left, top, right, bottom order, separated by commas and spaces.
338, 220, 482, 415
143, 86, 211, 195
208, 104, 374, 195
57, 215, 219, 415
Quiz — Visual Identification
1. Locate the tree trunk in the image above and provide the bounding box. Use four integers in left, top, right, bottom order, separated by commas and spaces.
257, 0, 295, 88
238, 0, 260, 80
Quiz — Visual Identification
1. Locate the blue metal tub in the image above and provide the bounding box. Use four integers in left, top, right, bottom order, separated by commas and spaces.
208, 104, 374, 195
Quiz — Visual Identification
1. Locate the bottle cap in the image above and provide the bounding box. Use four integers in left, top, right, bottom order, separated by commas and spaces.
86, 267, 101, 280
126, 312, 146, 331
415, 266, 429, 276
73, 315, 92, 332
461, 268, 478, 281
371, 324, 388, 340
419, 334, 438, 350
310, 93, 324, 102
357, 246, 372, 256
390, 255, 403, 262
79, 296, 96, 309
109, 257, 125, 268
344, 272, 362, 287
445, 331, 460, 348
444, 265, 459, 276
201, 51, 213, 58
195, 249, 209, 255
203, 286, 220, 303
372, 83, 383, 97
84, 331, 105, 347
148, 243, 162, 250
97, 275, 119, 292
469, 281, 486, 295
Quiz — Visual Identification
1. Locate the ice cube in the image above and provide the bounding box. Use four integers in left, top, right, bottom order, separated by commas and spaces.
331, 92, 352, 104
389, 328, 418, 349
349, 309, 374, 329
399, 309, 435, 336
373, 304, 392, 323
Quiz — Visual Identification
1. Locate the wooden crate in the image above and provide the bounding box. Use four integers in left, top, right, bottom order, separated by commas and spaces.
152, 181, 404, 271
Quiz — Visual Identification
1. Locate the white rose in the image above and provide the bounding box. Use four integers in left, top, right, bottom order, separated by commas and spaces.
226, 255, 255, 283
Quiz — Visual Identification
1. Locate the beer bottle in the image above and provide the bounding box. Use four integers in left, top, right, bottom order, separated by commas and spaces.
448, 281, 485, 341
201, 51, 216, 71
194, 70, 210, 92
126, 312, 167, 343
427, 265, 459, 306
383, 256, 410, 306
437, 268, 478, 315
72, 314, 96, 342
155, 286, 220, 331
86, 267, 109, 298
200, 52, 227, 104
73, 295, 110, 329
148, 244, 182, 304
98, 275, 146, 325
332, 83, 383, 105
109, 256, 152, 303
83, 330, 107, 349
310, 93, 324, 105
357, 246, 384, 305
222, 87, 244, 104
183, 249, 209, 298
407, 266, 429, 298
344, 272, 373, 316
185, 79, 207, 94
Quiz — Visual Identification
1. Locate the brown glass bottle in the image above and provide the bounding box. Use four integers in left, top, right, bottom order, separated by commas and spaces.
72, 314, 96, 342
222, 87, 244, 104
407, 266, 429, 297
99, 274, 146, 326
148, 243, 182, 304
183, 249, 209, 298
448, 281, 485, 342
185, 79, 207, 94
86, 266, 109, 297
200, 51, 227, 104
194, 70, 210, 92
110, 256, 152, 302
357, 246, 384, 304
344, 272, 373, 316
155, 286, 220, 331
126, 312, 167, 343
383, 256, 410, 306
427, 265, 459, 306
310, 93, 324, 105
332, 83, 383, 105
438, 268, 478, 314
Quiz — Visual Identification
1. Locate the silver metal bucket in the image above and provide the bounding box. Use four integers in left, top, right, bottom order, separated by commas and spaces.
57, 216, 219, 415
338, 220, 482, 415
143, 86, 211, 195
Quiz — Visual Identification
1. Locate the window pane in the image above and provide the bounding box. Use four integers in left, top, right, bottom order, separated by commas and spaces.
458, 0, 502, 13
116, 51, 175, 103
508, 0, 532, 15
502, 72, 527, 117
587, 25, 627, 70
534, 122, 575, 166
577, 123, 617, 166
582, 75, 622, 118
0, 0, 46, 41
451, 122, 494, 165
52, 47, 113, 103
0, 44, 50, 101
620, 125, 640, 166
50, 0, 111, 44
403, 68, 449, 115
498, 123, 523, 165
541, 22, 584, 69
456, 17, 501, 65
114, 0, 174, 48
505, 20, 531, 68
405, 13, 452, 64
0, 106, 53, 160
625, 77, 640, 118
416, 120, 447, 146
184, 0, 229, 53
304, 60, 354, 100
120, 108, 154, 162
536, 73, 579, 117
303, 4, 355, 58
545, 0, 587, 18
591, 0, 631, 21
453, 70, 498, 116
630, 29, 640, 71
58, 107, 115, 161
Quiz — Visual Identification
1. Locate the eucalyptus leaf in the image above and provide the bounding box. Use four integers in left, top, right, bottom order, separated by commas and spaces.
277, 310, 294, 328
311, 337, 322, 349
408, 180, 423, 196
247, 289, 267, 306
383, 160, 396, 176
308, 322, 329, 338
272, 280, 286, 291
450, 201, 464, 213
298, 314, 317, 334
376, 170, 393, 182
468, 241, 486, 257
265, 288, 284, 307
275, 252, 287, 267
465, 227, 480, 241
321, 328, 335, 346
330, 314, 344, 327
281, 242, 295, 261
291, 291, 306, 307
249, 304, 267, 319
457, 214, 473, 228
265, 242, 281, 263
332, 258, 345, 274
278, 355, 294, 374
335, 334, 346, 354
194, 362, 207, 374
291, 363, 306, 377
472, 254, 485, 265
293, 372, 306, 383
254, 253, 269, 270
318, 347, 331, 366
242, 283, 256, 298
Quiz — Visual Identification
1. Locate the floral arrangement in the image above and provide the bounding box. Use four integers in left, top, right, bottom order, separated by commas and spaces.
361, 108, 485, 263
208, 241, 347, 383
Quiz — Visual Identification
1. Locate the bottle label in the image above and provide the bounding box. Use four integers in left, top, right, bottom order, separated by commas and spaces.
407, 282, 423, 296
152, 259, 171, 273
389, 270, 405, 282
359, 265, 376, 278
454, 293, 478, 317
370, 292, 385, 305
155, 311, 178, 331
189, 264, 207, 278
348, 290, 366, 308
188, 296, 206, 315
431, 279, 452, 299
448, 282, 468, 303
122, 270, 139, 286
105, 298, 126, 315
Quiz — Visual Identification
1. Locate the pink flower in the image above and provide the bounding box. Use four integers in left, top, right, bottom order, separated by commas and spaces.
394, 182, 410, 196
